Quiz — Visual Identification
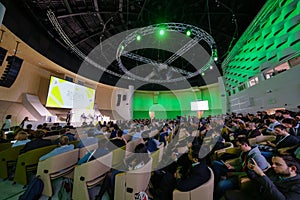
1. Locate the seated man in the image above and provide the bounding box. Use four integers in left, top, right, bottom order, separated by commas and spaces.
39, 136, 74, 161
19, 130, 52, 154
154, 146, 211, 200
259, 124, 299, 161
226, 155, 300, 200
212, 137, 269, 200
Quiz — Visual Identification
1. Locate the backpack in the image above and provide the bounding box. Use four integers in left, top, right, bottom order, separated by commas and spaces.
19, 176, 44, 200
58, 178, 73, 200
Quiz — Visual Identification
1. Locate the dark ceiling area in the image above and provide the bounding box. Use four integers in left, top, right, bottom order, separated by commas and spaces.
2, 0, 266, 90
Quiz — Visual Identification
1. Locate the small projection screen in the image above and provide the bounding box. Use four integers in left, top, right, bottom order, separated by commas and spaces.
190, 100, 209, 111
45, 76, 95, 109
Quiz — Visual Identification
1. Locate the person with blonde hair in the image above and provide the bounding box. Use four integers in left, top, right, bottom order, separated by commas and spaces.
12, 131, 31, 147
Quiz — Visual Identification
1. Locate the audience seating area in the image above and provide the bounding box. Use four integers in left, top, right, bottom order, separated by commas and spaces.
0, 109, 300, 200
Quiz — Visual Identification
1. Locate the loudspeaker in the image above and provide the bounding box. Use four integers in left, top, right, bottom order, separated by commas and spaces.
0, 56, 23, 88
0, 47, 7, 66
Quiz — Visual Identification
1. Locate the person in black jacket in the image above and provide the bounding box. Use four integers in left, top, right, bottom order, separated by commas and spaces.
154, 146, 211, 200
19, 130, 52, 154
226, 155, 300, 200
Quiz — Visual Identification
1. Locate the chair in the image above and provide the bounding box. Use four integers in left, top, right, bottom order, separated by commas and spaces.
173, 167, 214, 200
150, 142, 164, 170
114, 158, 153, 200
248, 135, 276, 146
42, 135, 59, 141
112, 145, 126, 168
72, 152, 112, 200
125, 138, 144, 158
36, 148, 79, 197
0, 145, 25, 179
123, 134, 132, 142
13, 145, 57, 185
0, 142, 12, 152
212, 142, 234, 160
214, 147, 241, 160
78, 143, 99, 159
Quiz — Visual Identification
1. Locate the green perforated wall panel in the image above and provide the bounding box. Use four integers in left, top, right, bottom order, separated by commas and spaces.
222, 0, 300, 94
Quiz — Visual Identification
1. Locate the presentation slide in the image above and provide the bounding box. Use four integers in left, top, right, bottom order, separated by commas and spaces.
45, 76, 95, 109
191, 100, 209, 111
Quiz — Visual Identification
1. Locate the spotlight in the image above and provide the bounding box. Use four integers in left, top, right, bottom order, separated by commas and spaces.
212, 47, 218, 61
136, 35, 141, 41
185, 29, 192, 37
159, 29, 165, 36
201, 72, 205, 76
209, 66, 213, 70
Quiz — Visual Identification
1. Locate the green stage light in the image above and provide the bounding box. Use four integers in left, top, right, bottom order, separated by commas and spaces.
186, 30, 192, 36
159, 29, 165, 36
136, 35, 141, 41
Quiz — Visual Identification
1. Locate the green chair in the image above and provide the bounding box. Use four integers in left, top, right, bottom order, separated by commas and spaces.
0, 142, 12, 152
112, 145, 126, 168
0, 145, 25, 179
13, 145, 56, 185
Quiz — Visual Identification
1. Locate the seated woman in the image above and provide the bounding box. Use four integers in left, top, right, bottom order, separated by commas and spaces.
96, 143, 150, 200
12, 131, 31, 147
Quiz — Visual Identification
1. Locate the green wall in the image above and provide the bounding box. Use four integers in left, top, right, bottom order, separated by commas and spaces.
133, 85, 222, 119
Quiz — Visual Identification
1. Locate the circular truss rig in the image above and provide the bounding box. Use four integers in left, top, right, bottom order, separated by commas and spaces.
116, 23, 218, 83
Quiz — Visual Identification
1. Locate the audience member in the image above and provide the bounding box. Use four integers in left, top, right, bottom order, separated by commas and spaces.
212, 137, 269, 200
19, 130, 52, 154
12, 131, 31, 147
226, 155, 300, 200
19, 117, 29, 129
1, 115, 12, 131
153, 146, 211, 200
39, 136, 74, 161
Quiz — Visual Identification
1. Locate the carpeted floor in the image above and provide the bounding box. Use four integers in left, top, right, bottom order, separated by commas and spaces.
0, 178, 110, 200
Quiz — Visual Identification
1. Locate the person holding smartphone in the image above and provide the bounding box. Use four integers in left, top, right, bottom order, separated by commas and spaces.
212, 137, 269, 200
226, 155, 300, 200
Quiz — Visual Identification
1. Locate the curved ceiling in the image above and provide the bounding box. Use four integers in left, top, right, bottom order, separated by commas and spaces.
2, 0, 266, 90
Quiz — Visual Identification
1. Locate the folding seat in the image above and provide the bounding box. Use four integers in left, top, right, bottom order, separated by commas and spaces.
36, 148, 79, 197
173, 167, 214, 200
72, 152, 112, 200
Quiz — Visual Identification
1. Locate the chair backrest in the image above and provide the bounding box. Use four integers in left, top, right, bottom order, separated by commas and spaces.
43, 135, 59, 141
78, 143, 99, 159
37, 148, 79, 176
248, 135, 276, 145
149, 130, 159, 138
123, 134, 132, 142
112, 145, 126, 168
190, 167, 214, 200
36, 148, 79, 196
150, 143, 164, 170
125, 138, 144, 158
0, 145, 25, 179
0, 142, 12, 152
173, 167, 214, 200
72, 152, 112, 200
14, 145, 57, 185
115, 157, 153, 200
